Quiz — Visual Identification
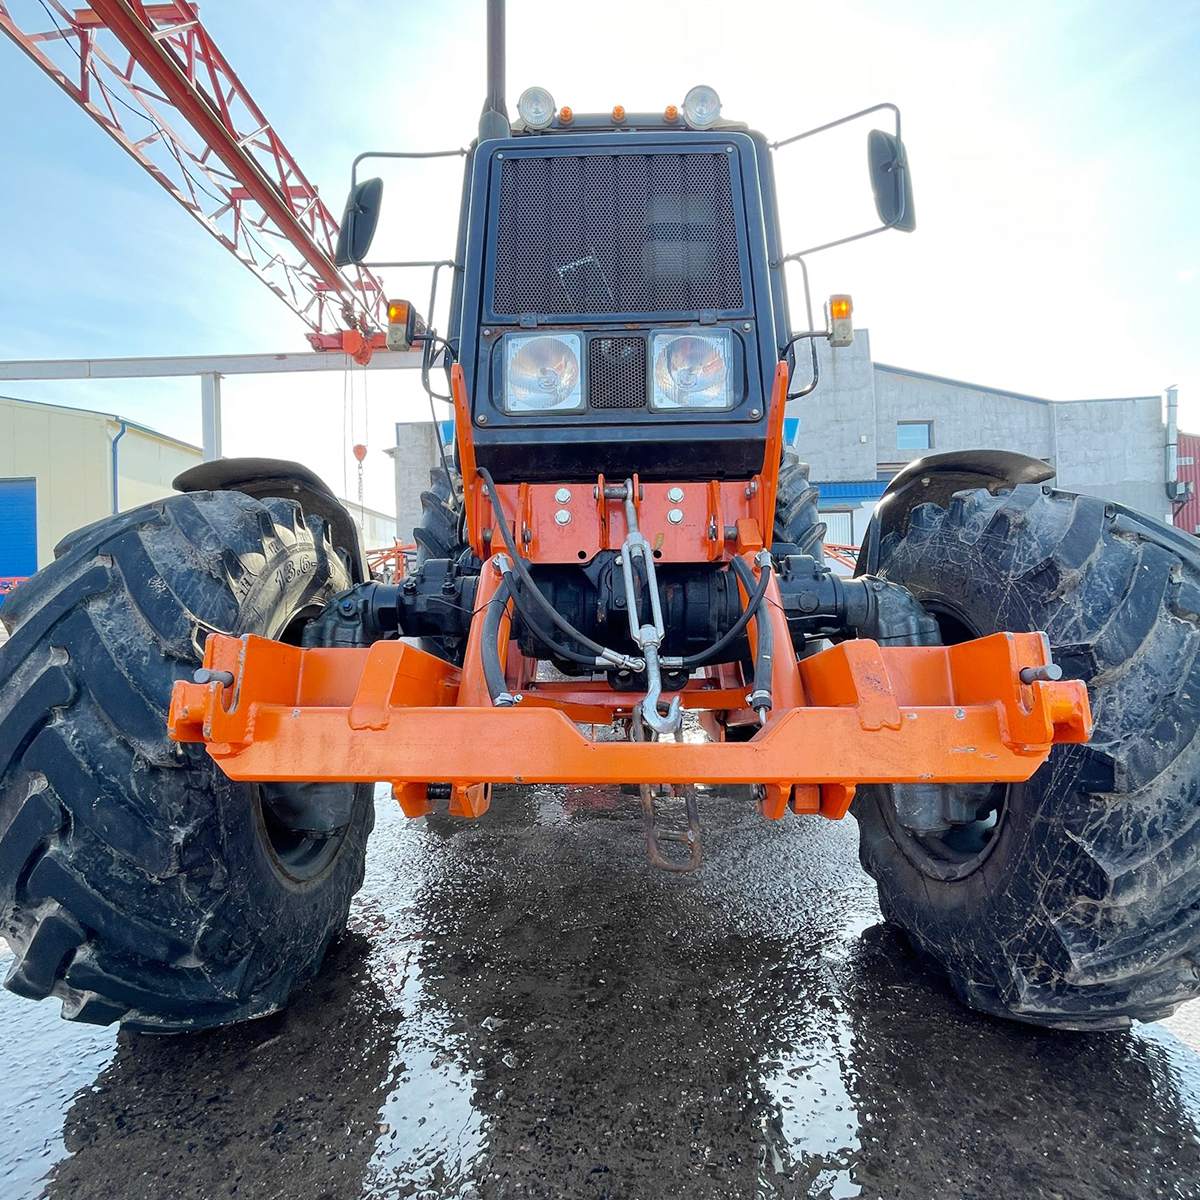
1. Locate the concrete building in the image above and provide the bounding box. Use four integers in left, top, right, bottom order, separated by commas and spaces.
388, 420, 446, 546
385, 334, 1175, 549
788, 333, 1171, 545
0, 394, 201, 594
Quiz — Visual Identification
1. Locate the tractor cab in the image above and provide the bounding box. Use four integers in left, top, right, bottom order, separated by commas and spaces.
337, 78, 913, 484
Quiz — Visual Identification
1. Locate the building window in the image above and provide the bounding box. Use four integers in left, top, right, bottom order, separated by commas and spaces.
821, 509, 855, 545
897, 421, 932, 451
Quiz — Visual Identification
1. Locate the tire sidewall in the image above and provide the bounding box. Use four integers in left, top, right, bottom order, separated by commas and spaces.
852, 485, 1163, 1016
176, 498, 372, 1000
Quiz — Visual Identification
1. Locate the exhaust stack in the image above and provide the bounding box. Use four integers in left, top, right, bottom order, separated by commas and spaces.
478, 0, 510, 140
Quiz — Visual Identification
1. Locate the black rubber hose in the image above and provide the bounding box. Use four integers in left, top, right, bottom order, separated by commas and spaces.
481, 574, 512, 704
673, 560, 772, 670
477, 467, 633, 664
504, 573, 608, 669
731, 556, 773, 710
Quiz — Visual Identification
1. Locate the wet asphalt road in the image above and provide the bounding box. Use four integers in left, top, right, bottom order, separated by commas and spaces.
3, 785, 1200, 1200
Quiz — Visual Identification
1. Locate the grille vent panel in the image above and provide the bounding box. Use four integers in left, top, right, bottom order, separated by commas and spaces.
493, 151, 744, 317
588, 336, 647, 410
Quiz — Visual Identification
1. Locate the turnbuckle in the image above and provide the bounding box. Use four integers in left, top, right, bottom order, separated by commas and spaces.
617, 479, 683, 737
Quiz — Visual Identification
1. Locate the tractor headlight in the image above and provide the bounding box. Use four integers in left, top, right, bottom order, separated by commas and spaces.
503, 333, 584, 413
650, 329, 733, 410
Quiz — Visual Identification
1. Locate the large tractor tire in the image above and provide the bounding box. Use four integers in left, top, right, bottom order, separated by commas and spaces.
413, 465, 462, 565
0, 491, 374, 1031
855, 484, 1200, 1030
772, 452, 826, 562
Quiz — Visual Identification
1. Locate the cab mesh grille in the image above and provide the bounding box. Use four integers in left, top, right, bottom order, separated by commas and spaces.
492, 151, 744, 316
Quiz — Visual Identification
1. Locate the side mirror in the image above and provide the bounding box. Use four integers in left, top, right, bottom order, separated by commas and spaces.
867, 130, 915, 232
334, 177, 384, 266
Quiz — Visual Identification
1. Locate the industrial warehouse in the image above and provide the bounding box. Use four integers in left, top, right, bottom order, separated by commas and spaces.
1, 2, 1198, 1199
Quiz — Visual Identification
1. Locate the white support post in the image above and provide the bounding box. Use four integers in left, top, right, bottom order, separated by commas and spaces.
200, 372, 223, 461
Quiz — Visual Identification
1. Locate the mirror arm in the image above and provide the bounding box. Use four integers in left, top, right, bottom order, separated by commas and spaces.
781, 330, 822, 401
769, 101, 908, 261
776, 218, 897, 263
775, 254, 821, 399
349, 147, 468, 188
356, 258, 460, 270
769, 101, 901, 151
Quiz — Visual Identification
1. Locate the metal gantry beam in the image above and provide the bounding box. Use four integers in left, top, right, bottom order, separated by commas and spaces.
0, 348, 424, 460
0, 350, 422, 379
0, 0, 388, 347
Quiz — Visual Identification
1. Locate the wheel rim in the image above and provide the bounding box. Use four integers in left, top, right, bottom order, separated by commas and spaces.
254, 788, 353, 882
885, 597, 1013, 883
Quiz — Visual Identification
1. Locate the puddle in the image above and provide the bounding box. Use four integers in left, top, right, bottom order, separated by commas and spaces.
0, 786, 1198, 1198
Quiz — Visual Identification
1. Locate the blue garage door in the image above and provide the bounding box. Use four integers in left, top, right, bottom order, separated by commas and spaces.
0, 478, 37, 604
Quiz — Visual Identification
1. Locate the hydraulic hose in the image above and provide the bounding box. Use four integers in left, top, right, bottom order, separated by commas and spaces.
503, 569, 613, 669
477, 467, 642, 671
664, 557, 773, 671
481, 574, 514, 705
731, 556, 774, 717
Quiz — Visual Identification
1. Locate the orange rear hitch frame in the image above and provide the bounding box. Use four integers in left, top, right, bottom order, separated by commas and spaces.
170, 610, 1091, 822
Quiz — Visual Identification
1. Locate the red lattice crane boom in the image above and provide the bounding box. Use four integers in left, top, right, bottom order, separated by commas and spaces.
0, 0, 386, 357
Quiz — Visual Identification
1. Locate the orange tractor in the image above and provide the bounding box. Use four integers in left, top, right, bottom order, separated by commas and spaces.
2, 2, 1196, 1034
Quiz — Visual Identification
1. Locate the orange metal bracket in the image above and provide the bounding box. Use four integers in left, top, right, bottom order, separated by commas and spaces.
757, 361, 789, 537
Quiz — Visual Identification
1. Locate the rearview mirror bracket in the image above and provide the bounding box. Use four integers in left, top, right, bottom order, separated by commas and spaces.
771, 101, 916, 265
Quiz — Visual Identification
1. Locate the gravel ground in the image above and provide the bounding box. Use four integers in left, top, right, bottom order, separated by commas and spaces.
1, 785, 1199, 1200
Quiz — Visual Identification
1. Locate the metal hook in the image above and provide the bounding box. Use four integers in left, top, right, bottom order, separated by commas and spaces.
640, 644, 683, 736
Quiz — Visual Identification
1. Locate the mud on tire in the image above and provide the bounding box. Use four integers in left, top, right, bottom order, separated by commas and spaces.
0, 491, 374, 1031
854, 484, 1200, 1029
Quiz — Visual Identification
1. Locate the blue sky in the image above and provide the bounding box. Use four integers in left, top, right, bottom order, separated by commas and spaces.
1, 0, 1197, 515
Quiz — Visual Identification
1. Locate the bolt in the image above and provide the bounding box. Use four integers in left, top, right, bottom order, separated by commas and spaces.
339, 597, 357, 614
667, 487, 684, 503
1020, 664, 1063, 684
555, 509, 572, 526
667, 508, 684, 525
749, 408, 761, 419
476, 414, 488, 426
193, 668, 235, 687
742, 321, 752, 331
726, 146, 734, 153
482, 328, 492, 337
555, 487, 572, 503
